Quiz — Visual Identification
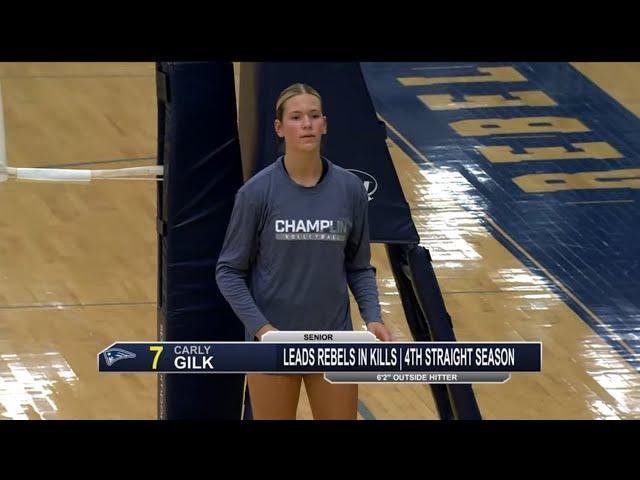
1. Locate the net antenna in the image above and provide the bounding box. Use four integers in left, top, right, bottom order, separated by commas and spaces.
0, 83, 7, 183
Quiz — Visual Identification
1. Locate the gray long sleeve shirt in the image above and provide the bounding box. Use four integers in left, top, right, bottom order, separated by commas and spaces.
216, 157, 382, 340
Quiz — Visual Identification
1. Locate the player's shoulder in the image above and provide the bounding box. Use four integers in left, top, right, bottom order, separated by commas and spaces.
238, 159, 281, 196
327, 159, 362, 190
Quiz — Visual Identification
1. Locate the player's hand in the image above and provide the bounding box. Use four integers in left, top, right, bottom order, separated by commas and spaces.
255, 324, 279, 341
367, 322, 392, 341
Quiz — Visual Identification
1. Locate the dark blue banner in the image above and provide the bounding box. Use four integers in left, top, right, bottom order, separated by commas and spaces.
99, 342, 541, 373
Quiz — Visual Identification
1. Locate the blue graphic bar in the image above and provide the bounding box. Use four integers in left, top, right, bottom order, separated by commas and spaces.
98, 342, 541, 373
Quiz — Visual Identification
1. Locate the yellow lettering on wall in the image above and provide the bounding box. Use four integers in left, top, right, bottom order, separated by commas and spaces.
420, 91, 556, 110
514, 169, 640, 192
451, 117, 589, 136
398, 66, 526, 86
479, 142, 622, 163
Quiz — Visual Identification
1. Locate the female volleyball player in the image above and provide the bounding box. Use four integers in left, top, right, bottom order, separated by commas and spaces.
216, 83, 391, 420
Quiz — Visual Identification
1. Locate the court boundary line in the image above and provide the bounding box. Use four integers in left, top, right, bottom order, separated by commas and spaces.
0, 301, 156, 310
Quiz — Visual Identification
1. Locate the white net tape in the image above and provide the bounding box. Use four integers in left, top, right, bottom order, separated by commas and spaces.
4, 165, 163, 182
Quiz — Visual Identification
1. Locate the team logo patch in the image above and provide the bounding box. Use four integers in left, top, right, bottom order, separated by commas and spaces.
103, 348, 137, 366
